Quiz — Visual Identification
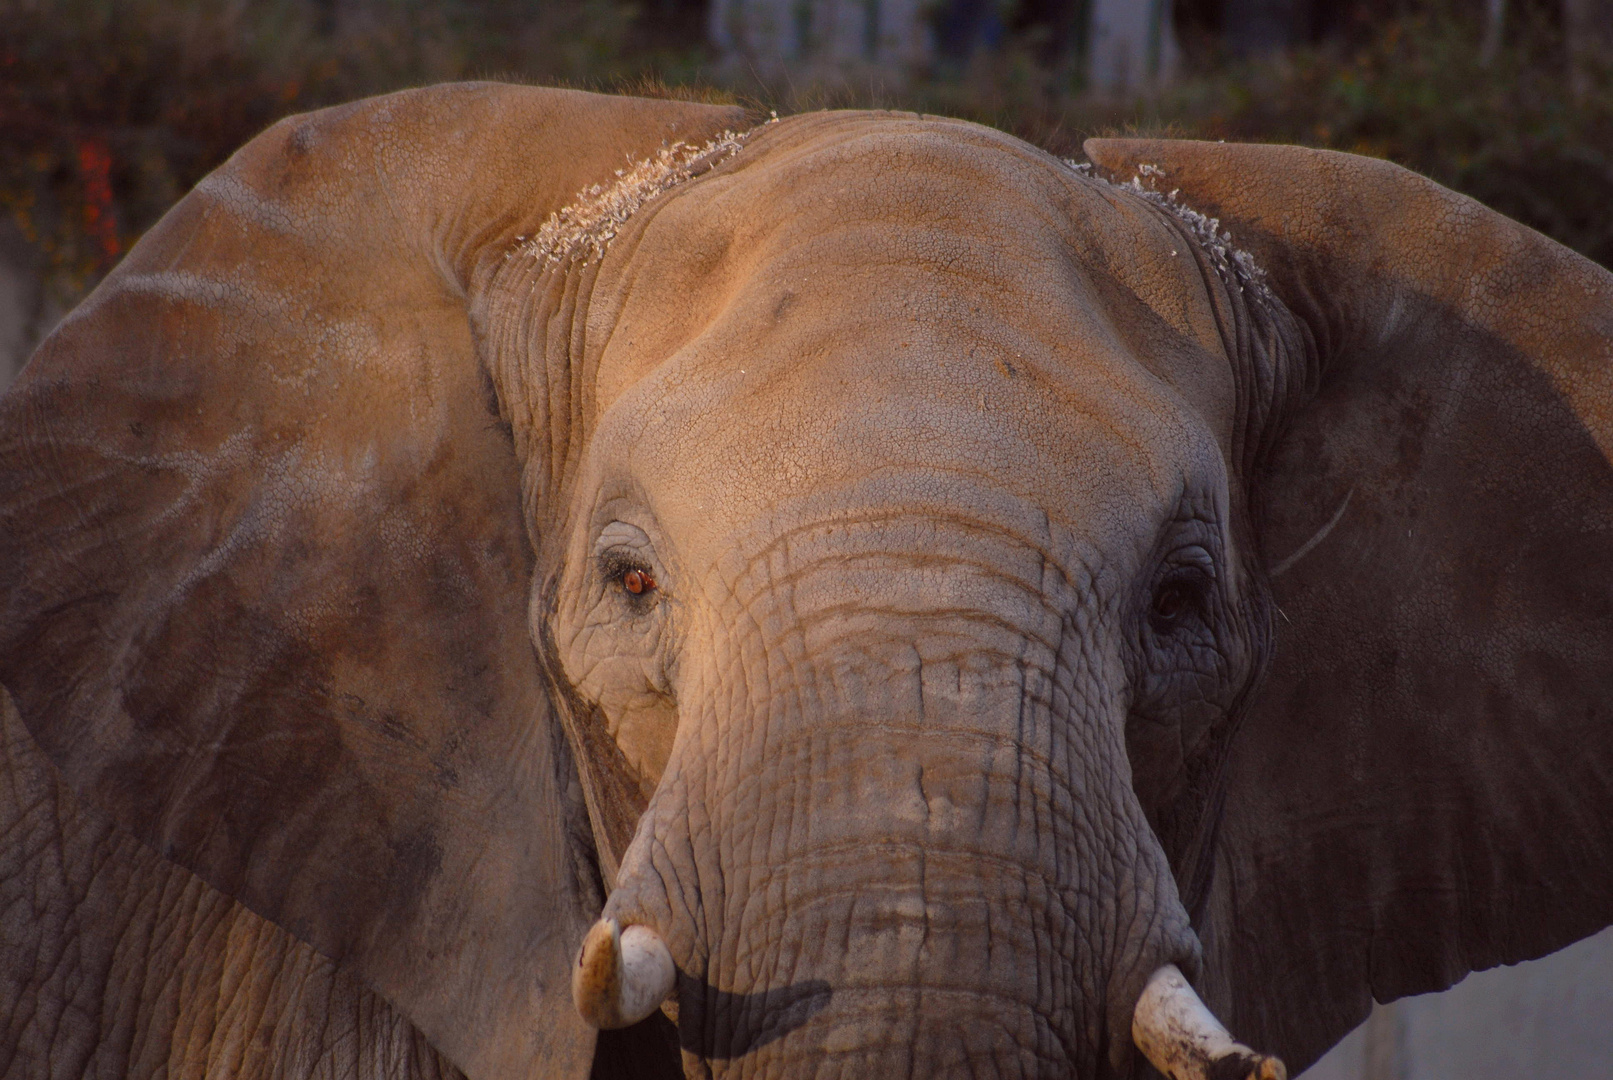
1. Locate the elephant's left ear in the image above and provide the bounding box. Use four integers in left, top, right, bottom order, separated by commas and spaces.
0, 84, 747, 1080
1087, 139, 1613, 1072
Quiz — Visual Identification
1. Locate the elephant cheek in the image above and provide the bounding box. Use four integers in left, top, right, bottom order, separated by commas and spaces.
605, 695, 679, 797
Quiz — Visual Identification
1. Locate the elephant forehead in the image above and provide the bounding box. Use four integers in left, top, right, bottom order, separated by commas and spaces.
585, 117, 1231, 566
605, 344, 1217, 577
592, 286, 1220, 581
590, 112, 1237, 443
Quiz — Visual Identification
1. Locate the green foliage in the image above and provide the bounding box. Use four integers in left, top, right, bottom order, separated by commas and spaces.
3, 0, 1611, 315
1151, 8, 1613, 268
2, 0, 318, 296
0, 0, 699, 303
728, 6, 1613, 271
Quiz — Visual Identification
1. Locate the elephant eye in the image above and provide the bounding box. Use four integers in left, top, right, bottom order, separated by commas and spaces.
620, 569, 657, 596
1149, 577, 1202, 632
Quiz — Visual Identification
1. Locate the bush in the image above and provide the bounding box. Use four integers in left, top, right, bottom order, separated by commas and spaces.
2, 0, 1609, 316
826, 6, 1613, 268
1150, 8, 1613, 268
0, 0, 702, 306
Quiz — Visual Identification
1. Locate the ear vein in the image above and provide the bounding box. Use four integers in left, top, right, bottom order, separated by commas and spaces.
1269, 488, 1353, 579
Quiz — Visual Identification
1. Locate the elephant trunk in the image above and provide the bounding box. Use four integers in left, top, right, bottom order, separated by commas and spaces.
602, 677, 1193, 1067
568, 933, 1289, 1080
586, 525, 1263, 1075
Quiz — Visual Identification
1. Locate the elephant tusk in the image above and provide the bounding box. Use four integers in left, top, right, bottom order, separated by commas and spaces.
1132, 964, 1287, 1080
572, 918, 677, 1029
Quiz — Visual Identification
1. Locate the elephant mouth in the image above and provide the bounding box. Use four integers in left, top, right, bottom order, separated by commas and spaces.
573, 918, 1287, 1079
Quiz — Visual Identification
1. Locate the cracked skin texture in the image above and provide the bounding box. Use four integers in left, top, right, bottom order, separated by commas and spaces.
0, 84, 1611, 1080
0, 688, 463, 1080
1086, 139, 1613, 1068
0, 84, 749, 1080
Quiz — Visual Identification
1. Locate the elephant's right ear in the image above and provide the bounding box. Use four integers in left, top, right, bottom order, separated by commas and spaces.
0, 84, 747, 1080
1087, 139, 1613, 1072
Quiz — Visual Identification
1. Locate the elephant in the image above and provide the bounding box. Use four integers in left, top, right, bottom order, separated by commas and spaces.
1, 81, 1610, 1080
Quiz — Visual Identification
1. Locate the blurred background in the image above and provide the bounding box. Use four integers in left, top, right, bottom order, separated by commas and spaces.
2, 1, 1612, 1076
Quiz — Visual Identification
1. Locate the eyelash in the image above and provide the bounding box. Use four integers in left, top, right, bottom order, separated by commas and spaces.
1149, 573, 1206, 631
621, 568, 656, 595
600, 553, 659, 602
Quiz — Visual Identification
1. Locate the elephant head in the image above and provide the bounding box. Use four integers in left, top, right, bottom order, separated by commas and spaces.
0, 84, 1609, 1080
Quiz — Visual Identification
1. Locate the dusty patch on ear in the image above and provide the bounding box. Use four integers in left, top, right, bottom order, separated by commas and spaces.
1072, 159, 1274, 305
513, 128, 756, 267
1070, 155, 1313, 481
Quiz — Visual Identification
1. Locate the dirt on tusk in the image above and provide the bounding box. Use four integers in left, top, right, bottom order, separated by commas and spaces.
1132, 964, 1287, 1080
572, 918, 677, 1030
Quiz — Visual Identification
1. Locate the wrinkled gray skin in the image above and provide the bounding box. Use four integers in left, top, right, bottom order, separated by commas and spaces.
550, 112, 1247, 1076
2, 84, 1611, 1080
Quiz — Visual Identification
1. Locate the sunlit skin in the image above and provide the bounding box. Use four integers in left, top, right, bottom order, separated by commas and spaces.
1, 84, 1610, 1080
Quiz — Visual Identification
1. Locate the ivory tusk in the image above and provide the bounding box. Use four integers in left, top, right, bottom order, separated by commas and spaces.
1132, 964, 1287, 1080
572, 918, 677, 1029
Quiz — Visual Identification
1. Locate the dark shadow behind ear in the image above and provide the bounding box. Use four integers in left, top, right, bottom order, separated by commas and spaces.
0, 84, 747, 1080
1086, 139, 1613, 1071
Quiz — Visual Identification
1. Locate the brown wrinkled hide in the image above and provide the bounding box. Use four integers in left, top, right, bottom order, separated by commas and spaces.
1, 85, 1610, 1080
0, 85, 747, 1080
544, 113, 1272, 1078
1087, 140, 1613, 1071
0, 689, 464, 1079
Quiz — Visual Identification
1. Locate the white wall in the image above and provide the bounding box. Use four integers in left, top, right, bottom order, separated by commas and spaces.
708, 0, 1177, 88
1301, 927, 1613, 1080
1088, 0, 1178, 92
708, 0, 931, 75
